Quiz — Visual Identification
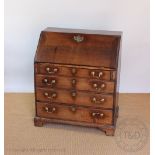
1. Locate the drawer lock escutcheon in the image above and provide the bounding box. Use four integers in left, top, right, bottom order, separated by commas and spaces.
71, 68, 77, 75
73, 35, 84, 43
72, 79, 76, 87
71, 91, 77, 98
70, 106, 77, 112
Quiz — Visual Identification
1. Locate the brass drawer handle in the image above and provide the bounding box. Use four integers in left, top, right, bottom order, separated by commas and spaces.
44, 106, 56, 113
73, 35, 84, 43
91, 112, 104, 118
91, 71, 95, 77
92, 82, 105, 90
44, 92, 57, 99
90, 71, 103, 78
101, 83, 105, 88
99, 72, 103, 77
91, 97, 105, 104
93, 83, 98, 89
45, 67, 58, 74
43, 78, 56, 87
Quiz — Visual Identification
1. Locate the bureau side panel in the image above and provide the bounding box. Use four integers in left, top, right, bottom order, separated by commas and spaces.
113, 36, 122, 125
34, 62, 38, 117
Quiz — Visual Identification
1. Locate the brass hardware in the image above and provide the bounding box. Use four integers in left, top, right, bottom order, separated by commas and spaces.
92, 97, 105, 104
100, 113, 104, 117
71, 91, 76, 97
90, 70, 104, 78
99, 72, 103, 77
72, 79, 76, 86
45, 107, 49, 111
73, 35, 84, 43
45, 106, 56, 113
51, 92, 57, 98
51, 79, 56, 84
72, 79, 76, 84
91, 112, 104, 118
100, 98, 105, 102
91, 71, 95, 77
46, 67, 53, 74
70, 106, 76, 112
111, 71, 116, 80
92, 97, 97, 102
43, 78, 56, 87
45, 67, 58, 74
93, 83, 98, 88
44, 92, 51, 99
46, 67, 50, 72
43, 78, 50, 85
52, 107, 56, 111
44, 92, 57, 99
44, 92, 49, 97
92, 112, 96, 117
72, 92, 76, 97
101, 83, 105, 88
92, 82, 105, 90
53, 68, 58, 73
44, 78, 48, 83
71, 68, 77, 75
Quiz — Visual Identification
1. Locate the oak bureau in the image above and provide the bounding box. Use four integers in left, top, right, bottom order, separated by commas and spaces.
34, 27, 122, 136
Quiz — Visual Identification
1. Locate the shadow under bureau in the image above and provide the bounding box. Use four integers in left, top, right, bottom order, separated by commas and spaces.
34, 27, 122, 136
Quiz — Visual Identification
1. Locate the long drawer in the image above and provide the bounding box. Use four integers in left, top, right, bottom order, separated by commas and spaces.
35, 75, 115, 93
36, 88, 113, 109
35, 63, 114, 80
36, 102, 113, 124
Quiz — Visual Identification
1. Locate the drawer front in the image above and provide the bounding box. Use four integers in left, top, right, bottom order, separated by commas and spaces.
36, 102, 113, 124
35, 75, 115, 93
36, 63, 112, 80
36, 88, 113, 109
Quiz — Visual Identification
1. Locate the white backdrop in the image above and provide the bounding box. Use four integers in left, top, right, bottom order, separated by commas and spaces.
4, 0, 149, 92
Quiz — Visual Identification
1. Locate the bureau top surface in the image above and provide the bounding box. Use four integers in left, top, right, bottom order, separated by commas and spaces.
35, 27, 121, 68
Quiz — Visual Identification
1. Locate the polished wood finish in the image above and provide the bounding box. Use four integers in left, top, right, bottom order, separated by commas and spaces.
35, 74, 115, 93
35, 29, 121, 68
34, 27, 122, 136
36, 88, 113, 109
36, 102, 113, 124
37, 63, 112, 80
